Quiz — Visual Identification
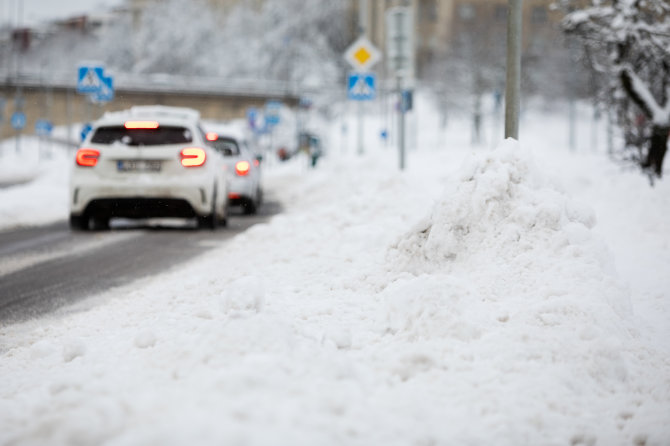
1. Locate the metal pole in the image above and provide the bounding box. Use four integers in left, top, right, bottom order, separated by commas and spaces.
398, 76, 405, 170
504, 0, 523, 140
14, 0, 23, 155
357, 0, 368, 156
568, 98, 576, 151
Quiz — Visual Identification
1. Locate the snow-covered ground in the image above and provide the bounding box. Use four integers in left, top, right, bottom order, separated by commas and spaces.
0, 98, 669, 445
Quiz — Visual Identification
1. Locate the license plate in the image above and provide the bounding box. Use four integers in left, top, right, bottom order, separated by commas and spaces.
117, 160, 162, 172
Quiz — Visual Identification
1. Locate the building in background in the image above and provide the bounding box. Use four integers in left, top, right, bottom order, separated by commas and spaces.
358, 0, 562, 79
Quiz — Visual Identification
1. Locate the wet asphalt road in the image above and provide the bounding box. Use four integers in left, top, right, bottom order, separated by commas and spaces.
0, 201, 281, 325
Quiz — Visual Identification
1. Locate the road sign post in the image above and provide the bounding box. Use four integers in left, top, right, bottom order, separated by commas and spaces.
505, 0, 523, 140
344, 36, 381, 156
11, 111, 26, 154
386, 6, 414, 170
35, 119, 54, 159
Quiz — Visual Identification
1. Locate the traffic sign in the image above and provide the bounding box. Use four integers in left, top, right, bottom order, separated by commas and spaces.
344, 36, 381, 71
401, 90, 413, 112
265, 101, 281, 126
94, 74, 114, 102
80, 123, 93, 142
247, 107, 258, 130
348, 72, 376, 101
35, 119, 53, 136
77, 64, 105, 94
11, 111, 26, 130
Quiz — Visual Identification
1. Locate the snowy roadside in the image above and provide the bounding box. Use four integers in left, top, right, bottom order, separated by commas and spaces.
1, 107, 669, 444
0, 137, 71, 230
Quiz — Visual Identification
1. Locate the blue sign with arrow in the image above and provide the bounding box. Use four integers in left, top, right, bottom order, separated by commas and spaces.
94, 74, 114, 103
348, 72, 376, 101
80, 123, 93, 142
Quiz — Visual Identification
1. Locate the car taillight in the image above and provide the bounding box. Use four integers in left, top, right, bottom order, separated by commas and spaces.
76, 148, 100, 167
205, 132, 219, 141
181, 147, 206, 167
235, 161, 251, 176
125, 121, 159, 129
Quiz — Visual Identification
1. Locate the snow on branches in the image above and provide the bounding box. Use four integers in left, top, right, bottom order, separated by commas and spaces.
558, 0, 670, 177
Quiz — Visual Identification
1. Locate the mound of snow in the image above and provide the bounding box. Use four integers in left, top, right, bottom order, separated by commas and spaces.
390, 139, 629, 314
375, 141, 669, 443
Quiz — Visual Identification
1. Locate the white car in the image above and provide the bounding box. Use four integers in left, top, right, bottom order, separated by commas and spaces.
204, 124, 262, 214
69, 106, 229, 230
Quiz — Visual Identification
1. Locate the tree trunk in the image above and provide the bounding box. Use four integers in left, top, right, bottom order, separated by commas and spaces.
643, 125, 670, 177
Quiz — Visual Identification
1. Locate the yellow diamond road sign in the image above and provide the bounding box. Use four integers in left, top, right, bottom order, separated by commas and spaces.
344, 36, 381, 71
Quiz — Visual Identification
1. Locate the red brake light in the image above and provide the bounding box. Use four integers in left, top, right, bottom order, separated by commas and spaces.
125, 121, 159, 129
235, 161, 251, 176
76, 148, 100, 167
205, 132, 219, 141
181, 147, 206, 167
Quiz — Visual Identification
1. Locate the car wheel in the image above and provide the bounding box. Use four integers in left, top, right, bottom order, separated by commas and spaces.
69, 214, 89, 231
91, 217, 110, 231
243, 198, 257, 215
198, 189, 218, 230
256, 187, 263, 206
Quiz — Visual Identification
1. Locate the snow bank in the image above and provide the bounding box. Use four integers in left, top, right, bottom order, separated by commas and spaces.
0, 139, 71, 229
1, 122, 669, 445
378, 140, 669, 443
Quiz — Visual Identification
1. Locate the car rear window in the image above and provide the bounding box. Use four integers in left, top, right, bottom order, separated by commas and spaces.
208, 137, 240, 156
90, 126, 193, 146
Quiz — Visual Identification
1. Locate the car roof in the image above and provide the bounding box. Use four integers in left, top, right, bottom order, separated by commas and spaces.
203, 121, 247, 142
97, 106, 202, 128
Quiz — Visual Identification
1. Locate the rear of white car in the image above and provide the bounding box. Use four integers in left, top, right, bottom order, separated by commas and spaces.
204, 126, 262, 214
69, 107, 228, 230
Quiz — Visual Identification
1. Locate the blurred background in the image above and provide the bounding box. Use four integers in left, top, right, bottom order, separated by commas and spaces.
0, 0, 585, 140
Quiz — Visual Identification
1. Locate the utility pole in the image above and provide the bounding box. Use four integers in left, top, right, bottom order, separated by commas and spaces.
505, 0, 523, 140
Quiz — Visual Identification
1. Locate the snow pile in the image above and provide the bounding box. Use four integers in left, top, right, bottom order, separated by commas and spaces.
377, 140, 667, 443
390, 139, 630, 316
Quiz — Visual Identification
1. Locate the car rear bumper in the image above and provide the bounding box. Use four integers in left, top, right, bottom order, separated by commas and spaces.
228, 176, 258, 201
70, 179, 213, 217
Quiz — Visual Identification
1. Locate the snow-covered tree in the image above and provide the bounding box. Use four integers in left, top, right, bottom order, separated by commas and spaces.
559, 0, 670, 178
16, 0, 350, 90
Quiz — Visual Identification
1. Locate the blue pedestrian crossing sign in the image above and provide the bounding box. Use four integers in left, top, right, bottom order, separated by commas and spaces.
348, 72, 376, 101
77, 64, 105, 94
11, 111, 26, 130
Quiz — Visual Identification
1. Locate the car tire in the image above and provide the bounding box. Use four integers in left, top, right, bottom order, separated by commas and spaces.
198, 189, 218, 230
69, 214, 89, 231
91, 217, 110, 231
256, 187, 263, 206
243, 198, 257, 215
